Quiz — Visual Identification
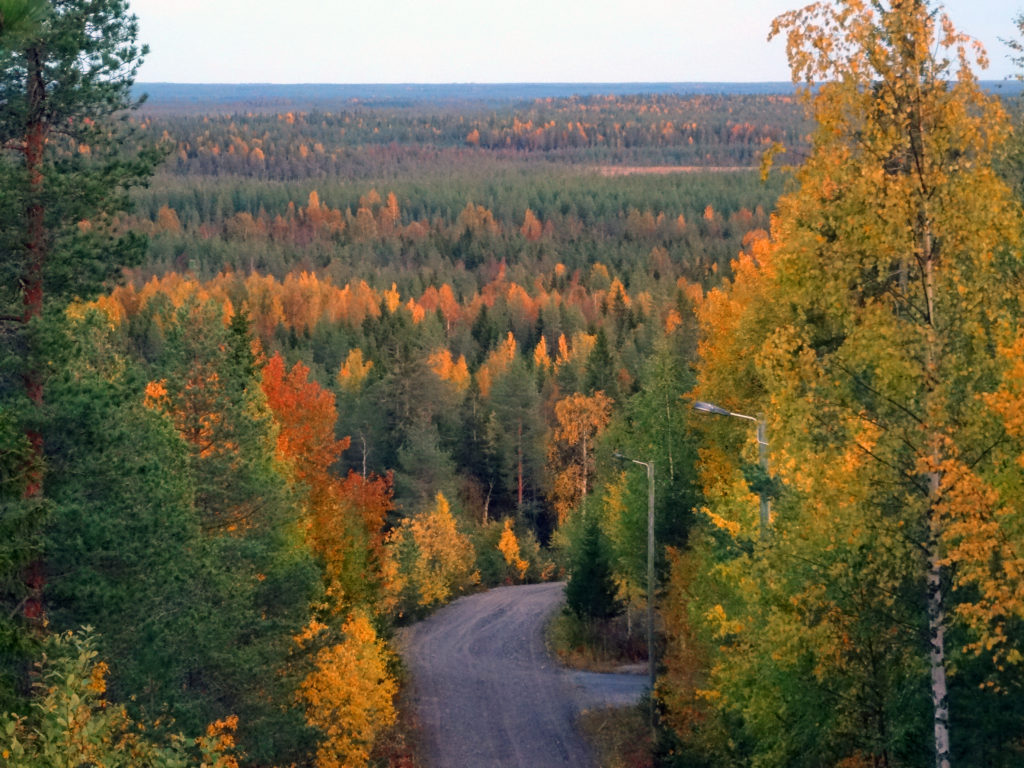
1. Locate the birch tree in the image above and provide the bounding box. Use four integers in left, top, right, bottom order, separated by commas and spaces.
667, 2, 1024, 765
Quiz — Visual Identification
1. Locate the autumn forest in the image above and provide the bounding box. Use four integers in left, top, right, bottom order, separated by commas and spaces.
3, 1, 1024, 767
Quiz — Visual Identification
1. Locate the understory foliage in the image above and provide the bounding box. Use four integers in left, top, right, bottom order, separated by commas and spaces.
296, 611, 397, 768
1, 629, 238, 768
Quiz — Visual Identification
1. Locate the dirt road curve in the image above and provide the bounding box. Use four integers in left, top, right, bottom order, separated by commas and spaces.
402, 582, 645, 768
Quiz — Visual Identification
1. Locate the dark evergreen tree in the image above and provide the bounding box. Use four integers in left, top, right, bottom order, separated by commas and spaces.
0, 0, 160, 701
565, 514, 620, 621
0, 0, 161, 383
470, 304, 500, 364
43, 308, 319, 764
394, 415, 458, 516
43, 320, 207, 720
584, 327, 619, 401
487, 356, 546, 519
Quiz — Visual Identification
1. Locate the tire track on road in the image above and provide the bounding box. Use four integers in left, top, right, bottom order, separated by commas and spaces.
402, 582, 597, 768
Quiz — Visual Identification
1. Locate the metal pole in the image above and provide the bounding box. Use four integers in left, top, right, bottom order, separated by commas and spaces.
613, 451, 657, 736
757, 416, 770, 541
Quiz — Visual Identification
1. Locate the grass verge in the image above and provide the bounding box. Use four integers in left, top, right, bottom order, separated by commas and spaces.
578, 703, 654, 768
371, 659, 424, 768
547, 608, 648, 672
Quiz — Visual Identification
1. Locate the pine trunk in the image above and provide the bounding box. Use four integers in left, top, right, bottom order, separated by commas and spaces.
21, 44, 48, 625
516, 420, 523, 508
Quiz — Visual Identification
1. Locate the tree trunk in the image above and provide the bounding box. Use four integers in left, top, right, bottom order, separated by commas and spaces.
21, 43, 48, 627
516, 420, 523, 509
921, 211, 951, 768
581, 433, 587, 499
927, 488, 951, 768
483, 481, 492, 526
23, 45, 46, 331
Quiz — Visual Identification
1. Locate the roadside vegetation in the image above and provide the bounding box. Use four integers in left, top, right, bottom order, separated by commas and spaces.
578, 704, 654, 768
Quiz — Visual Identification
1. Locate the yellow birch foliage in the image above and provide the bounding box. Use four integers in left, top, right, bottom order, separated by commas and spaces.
2, 630, 239, 768
664, 308, 684, 334
761, 0, 1024, 689
555, 333, 571, 366
382, 282, 401, 313
383, 493, 477, 612
569, 331, 596, 363
456, 202, 500, 237
378, 191, 400, 235
155, 204, 183, 233
667, 1, 1024, 764
497, 518, 529, 581
689, 231, 780, 529
658, 547, 713, 746
546, 392, 613, 525
520, 208, 542, 241
476, 331, 517, 397
297, 611, 397, 768
533, 335, 552, 371
405, 297, 426, 324
435, 283, 461, 329
337, 348, 373, 392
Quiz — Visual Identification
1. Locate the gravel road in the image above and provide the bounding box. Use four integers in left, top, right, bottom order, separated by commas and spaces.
402, 581, 648, 768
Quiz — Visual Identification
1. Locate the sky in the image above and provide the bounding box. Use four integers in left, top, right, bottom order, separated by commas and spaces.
129, 0, 1021, 84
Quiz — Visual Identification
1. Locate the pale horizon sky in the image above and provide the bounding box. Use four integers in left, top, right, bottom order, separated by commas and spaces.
129, 1, 1022, 84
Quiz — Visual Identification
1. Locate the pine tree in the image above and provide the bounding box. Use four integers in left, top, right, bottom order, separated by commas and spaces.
0, 0, 160, 678
583, 327, 619, 401
0, 0, 160, 371
487, 356, 545, 514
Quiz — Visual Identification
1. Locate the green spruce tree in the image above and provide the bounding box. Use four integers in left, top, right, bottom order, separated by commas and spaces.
566, 513, 620, 621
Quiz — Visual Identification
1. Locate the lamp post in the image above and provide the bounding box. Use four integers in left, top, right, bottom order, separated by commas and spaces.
612, 451, 656, 732
692, 400, 770, 540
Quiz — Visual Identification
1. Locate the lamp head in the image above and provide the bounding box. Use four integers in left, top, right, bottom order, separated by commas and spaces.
693, 400, 732, 417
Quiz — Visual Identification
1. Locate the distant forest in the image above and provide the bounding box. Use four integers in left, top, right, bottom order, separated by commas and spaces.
134, 80, 1024, 112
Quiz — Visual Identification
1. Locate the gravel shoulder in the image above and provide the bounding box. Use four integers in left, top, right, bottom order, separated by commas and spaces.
400, 582, 648, 768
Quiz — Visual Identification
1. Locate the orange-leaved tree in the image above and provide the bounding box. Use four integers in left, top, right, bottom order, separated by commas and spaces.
546, 391, 613, 526
262, 353, 349, 497
497, 518, 529, 582
262, 353, 391, 610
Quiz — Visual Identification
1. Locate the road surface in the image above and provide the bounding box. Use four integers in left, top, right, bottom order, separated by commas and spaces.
401, 582, 647, 768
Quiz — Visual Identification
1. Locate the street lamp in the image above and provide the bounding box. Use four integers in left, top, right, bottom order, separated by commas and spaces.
612, 451, 656, 732
692, 401, 771, 540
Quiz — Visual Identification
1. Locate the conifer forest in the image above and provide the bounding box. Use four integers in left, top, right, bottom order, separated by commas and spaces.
3, 1, 1024, 766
